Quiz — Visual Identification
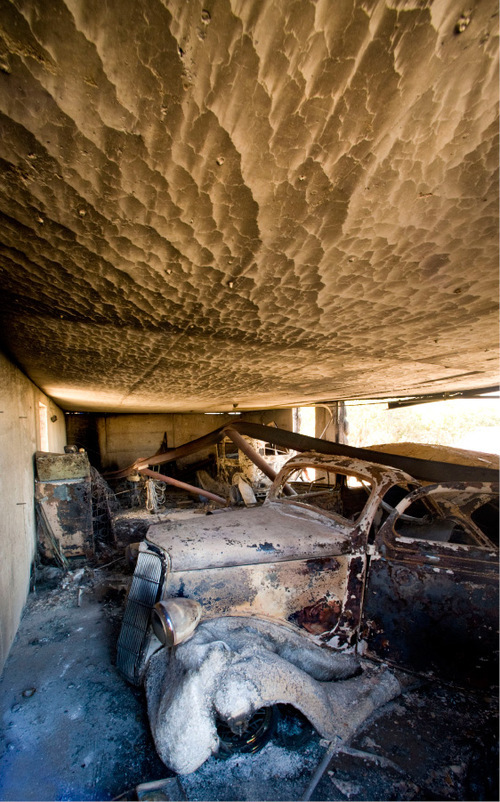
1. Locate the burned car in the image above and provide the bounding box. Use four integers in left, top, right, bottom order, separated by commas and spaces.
117, 451, 499, 774
363, 480, 499, 686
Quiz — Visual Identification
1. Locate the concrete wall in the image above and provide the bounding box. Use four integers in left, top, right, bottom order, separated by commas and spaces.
97, 409, 294, 471
0, 352, 66, 672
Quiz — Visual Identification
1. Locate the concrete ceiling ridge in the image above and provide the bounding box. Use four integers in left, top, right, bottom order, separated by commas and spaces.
0, 0, 498, 411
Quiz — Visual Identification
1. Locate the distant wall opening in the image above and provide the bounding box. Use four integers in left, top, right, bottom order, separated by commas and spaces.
293, 407, 316, 437
345, 397, 500, 454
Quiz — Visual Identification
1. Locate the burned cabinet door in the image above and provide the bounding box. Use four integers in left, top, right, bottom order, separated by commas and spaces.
362, 483, 499, 687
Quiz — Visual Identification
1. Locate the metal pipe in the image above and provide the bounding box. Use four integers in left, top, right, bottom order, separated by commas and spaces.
138, 468, 227, 506
302, 741, 340, 801
226, 428, 295, 496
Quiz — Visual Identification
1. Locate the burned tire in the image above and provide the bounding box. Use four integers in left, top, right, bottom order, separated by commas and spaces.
216, 706, 277, 756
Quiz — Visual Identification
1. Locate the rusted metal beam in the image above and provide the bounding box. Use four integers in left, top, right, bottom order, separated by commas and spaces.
227, 423, 500, 483
105, 421, 499, 484
138, 468, 227, 506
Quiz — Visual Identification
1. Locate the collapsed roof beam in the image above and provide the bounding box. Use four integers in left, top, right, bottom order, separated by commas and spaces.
105, 421, 499, 484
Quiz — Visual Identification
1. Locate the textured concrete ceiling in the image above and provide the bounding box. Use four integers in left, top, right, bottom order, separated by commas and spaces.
0, 0, 498, 412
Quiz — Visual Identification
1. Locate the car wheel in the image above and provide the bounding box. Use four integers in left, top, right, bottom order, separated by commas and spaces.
216, 706, 277, 756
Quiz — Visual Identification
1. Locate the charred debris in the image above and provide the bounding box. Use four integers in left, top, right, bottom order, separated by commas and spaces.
10, 423, 499, 801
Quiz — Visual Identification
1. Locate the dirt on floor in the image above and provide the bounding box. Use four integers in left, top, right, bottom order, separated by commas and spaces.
0, 508, 498, 802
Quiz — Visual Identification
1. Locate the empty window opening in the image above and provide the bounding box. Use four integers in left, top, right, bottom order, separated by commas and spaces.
345, 397, 500, 454
394, 497, 498, 549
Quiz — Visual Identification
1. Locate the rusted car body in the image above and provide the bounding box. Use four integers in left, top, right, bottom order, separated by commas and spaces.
143, 453, 419, 651
117, 450, 498, 774
362, 482, 499, 686
119, 452, 498, 685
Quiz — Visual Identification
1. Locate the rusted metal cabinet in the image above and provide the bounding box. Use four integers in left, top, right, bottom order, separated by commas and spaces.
35, 451, 94, 560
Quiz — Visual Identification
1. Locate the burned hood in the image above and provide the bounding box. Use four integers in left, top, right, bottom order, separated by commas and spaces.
146, 505, 352, 572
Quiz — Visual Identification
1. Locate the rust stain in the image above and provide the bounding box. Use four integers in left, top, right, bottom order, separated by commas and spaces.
290, 596, 342, 635
303, 557, 341, 574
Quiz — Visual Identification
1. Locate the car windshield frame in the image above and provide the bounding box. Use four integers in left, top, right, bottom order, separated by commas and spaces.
266, 452, 415, 532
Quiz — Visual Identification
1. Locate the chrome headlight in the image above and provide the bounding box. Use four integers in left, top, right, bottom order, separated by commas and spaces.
152, 598, 202, 646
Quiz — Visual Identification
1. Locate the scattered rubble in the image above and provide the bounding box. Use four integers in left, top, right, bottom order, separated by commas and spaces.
1, 543, 498, 801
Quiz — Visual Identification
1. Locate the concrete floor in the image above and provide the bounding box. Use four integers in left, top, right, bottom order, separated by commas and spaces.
0, 524, 498, 802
